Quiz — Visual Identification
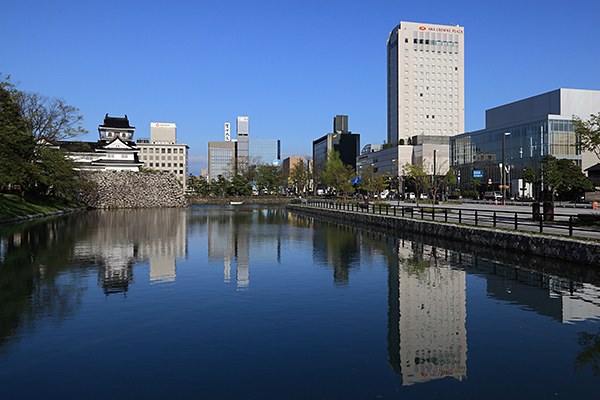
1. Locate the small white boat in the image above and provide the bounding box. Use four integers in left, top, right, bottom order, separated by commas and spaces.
230, 201, 244, 205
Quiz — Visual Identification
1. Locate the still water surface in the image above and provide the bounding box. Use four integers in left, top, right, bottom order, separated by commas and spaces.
1, 205, 599, 399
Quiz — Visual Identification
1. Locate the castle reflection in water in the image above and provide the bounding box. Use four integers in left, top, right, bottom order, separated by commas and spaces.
71, 209, 188, 294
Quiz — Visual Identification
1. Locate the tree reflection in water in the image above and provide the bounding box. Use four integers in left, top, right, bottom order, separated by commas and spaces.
575, 328, 600, 377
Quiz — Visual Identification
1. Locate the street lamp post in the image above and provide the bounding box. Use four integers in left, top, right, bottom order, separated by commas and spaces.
519, 147, 525, 200
502, 132, 510, 205
392, 159, 401, 206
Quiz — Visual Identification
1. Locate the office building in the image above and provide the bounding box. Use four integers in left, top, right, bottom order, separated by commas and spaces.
137, 122, 189, 190
356, 136, 449, 196
237, 116, 249, 158
450, 88, 600, 197
282, 156, 306, 191
387, 21, 465, 145
313, 115, 360, 191
208, 141, 236, 181
249, 138, 281, 164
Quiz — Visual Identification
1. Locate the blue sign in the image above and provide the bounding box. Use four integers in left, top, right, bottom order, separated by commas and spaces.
473, 170, 483, 178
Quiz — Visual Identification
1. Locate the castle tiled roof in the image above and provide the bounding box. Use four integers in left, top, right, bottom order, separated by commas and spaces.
99, 114, 134, 129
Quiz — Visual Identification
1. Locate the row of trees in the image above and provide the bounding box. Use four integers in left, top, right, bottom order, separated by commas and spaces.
318, 150, 457, 204
0, 74, 88, 199
188, 157, 287, 196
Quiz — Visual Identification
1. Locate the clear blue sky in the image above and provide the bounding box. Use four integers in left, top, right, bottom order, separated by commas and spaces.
3, 0, 600, 174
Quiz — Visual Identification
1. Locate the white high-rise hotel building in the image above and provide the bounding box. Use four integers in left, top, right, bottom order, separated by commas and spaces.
387, 21, 465, 145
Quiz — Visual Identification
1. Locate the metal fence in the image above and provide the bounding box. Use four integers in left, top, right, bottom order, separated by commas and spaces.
304, 199, 600, 240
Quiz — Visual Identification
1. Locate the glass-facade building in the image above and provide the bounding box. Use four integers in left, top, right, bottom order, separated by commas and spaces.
249, 139, 281, 165
450, 88, 600, 197
208, 141, 236, 181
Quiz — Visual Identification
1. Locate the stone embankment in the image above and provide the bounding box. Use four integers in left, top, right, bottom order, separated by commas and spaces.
78, 171, 186, 209
187, 196, 291, 205
287, 204, 600, 266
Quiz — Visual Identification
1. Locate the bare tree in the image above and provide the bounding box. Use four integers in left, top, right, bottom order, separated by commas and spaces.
15, 91, 88, 142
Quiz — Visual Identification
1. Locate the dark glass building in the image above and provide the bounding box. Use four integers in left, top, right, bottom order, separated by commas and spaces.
312, 116, 360, 191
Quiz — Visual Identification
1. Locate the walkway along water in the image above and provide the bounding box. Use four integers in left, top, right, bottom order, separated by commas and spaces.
287, 203, 600, 266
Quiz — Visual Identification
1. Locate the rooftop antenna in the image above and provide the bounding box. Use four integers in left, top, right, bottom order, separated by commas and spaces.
449, 22, 459, 27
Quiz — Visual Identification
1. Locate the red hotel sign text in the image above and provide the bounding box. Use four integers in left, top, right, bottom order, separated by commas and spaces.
419, 26, 464, 34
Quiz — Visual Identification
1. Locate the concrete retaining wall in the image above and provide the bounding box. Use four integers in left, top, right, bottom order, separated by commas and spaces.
78, 171, 186, 209
287, 204, 600, 266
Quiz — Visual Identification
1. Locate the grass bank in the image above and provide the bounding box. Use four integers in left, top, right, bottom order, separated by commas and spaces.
0, 194, 82, 220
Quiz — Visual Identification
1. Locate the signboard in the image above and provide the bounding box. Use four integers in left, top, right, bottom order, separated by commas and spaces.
473, 170, 483, 178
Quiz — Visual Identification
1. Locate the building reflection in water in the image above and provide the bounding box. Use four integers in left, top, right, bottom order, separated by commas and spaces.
458, 253, 600, 324
73, 209, 188, 294
388, 240, 467, 386
385, 232, 600, 385
207, 207, 284, 290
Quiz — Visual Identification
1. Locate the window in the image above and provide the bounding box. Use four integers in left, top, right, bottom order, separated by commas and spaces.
161, 148, 165, 153
168, 148, 172, 154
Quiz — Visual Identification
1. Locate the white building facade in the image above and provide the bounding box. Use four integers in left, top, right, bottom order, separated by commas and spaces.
137, 122, 189, 190
387, 21, 465, 145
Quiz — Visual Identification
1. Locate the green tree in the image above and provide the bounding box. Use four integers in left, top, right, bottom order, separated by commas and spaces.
360, 165, 385, 199
521, 165, 537, 198
32, 147, 84, 198
1, 74, 88, 199
445, 168, 457, 188
403, 163, 429, 206
256, 164, 282, 195
573, 113, 600, 162
321, 150, 355, 198
554, 158, 594, 200
289, 160, 308, 195
470, 177, 482, 196
229, 173, 251, 196
0, 83, 36, 191
210, 174, 230, 196
540, 155, 562, 201
187, 174, 211, 196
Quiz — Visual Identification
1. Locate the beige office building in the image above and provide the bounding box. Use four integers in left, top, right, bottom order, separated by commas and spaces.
137, 122, 189, 190
387, 21, 465, 145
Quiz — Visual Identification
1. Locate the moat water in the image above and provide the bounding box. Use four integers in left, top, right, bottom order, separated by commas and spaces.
1, 205, 599, 399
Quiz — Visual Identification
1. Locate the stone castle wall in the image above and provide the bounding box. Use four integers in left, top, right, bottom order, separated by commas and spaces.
78, 171, 186, 209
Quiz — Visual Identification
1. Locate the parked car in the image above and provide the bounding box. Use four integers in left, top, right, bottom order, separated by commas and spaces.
484, 191, 503, 200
